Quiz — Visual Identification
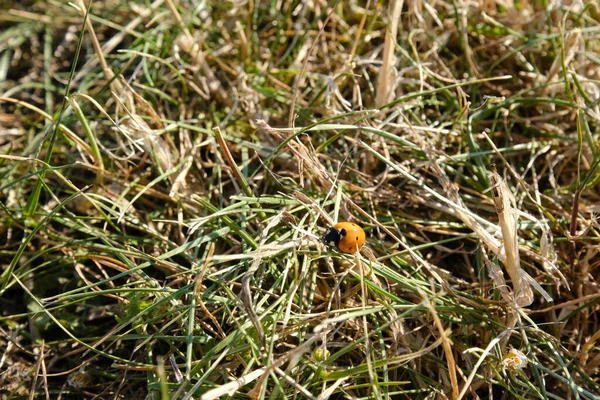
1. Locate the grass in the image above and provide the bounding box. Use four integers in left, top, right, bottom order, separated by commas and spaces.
1, 0, 600, 399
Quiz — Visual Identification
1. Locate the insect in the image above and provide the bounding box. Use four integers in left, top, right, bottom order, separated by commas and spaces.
323, 222, 365, 253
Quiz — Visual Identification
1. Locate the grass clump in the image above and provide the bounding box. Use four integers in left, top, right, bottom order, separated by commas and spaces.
1, 0, 600, 399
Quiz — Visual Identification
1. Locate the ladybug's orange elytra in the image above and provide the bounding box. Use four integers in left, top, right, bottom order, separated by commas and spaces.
323, 222, 366, 253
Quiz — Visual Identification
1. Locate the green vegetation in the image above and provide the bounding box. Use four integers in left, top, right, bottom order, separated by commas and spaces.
1, 0, 599, 398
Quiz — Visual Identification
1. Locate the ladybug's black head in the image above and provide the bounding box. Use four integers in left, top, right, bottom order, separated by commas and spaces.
323, 227, 344, 248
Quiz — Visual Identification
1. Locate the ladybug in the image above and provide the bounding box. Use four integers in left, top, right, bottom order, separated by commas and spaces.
323, 222, 365, 253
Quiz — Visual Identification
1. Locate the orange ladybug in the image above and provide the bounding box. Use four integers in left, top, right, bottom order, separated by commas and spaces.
323, 222, 365, 253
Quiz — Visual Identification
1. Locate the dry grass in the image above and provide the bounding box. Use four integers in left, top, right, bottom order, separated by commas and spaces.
1, 0, 600, 399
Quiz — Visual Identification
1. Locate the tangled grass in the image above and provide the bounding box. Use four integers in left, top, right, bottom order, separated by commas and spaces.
1, 0, 600, 399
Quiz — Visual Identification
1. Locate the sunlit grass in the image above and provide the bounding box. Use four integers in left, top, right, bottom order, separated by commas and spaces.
1, 1, 600, 399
